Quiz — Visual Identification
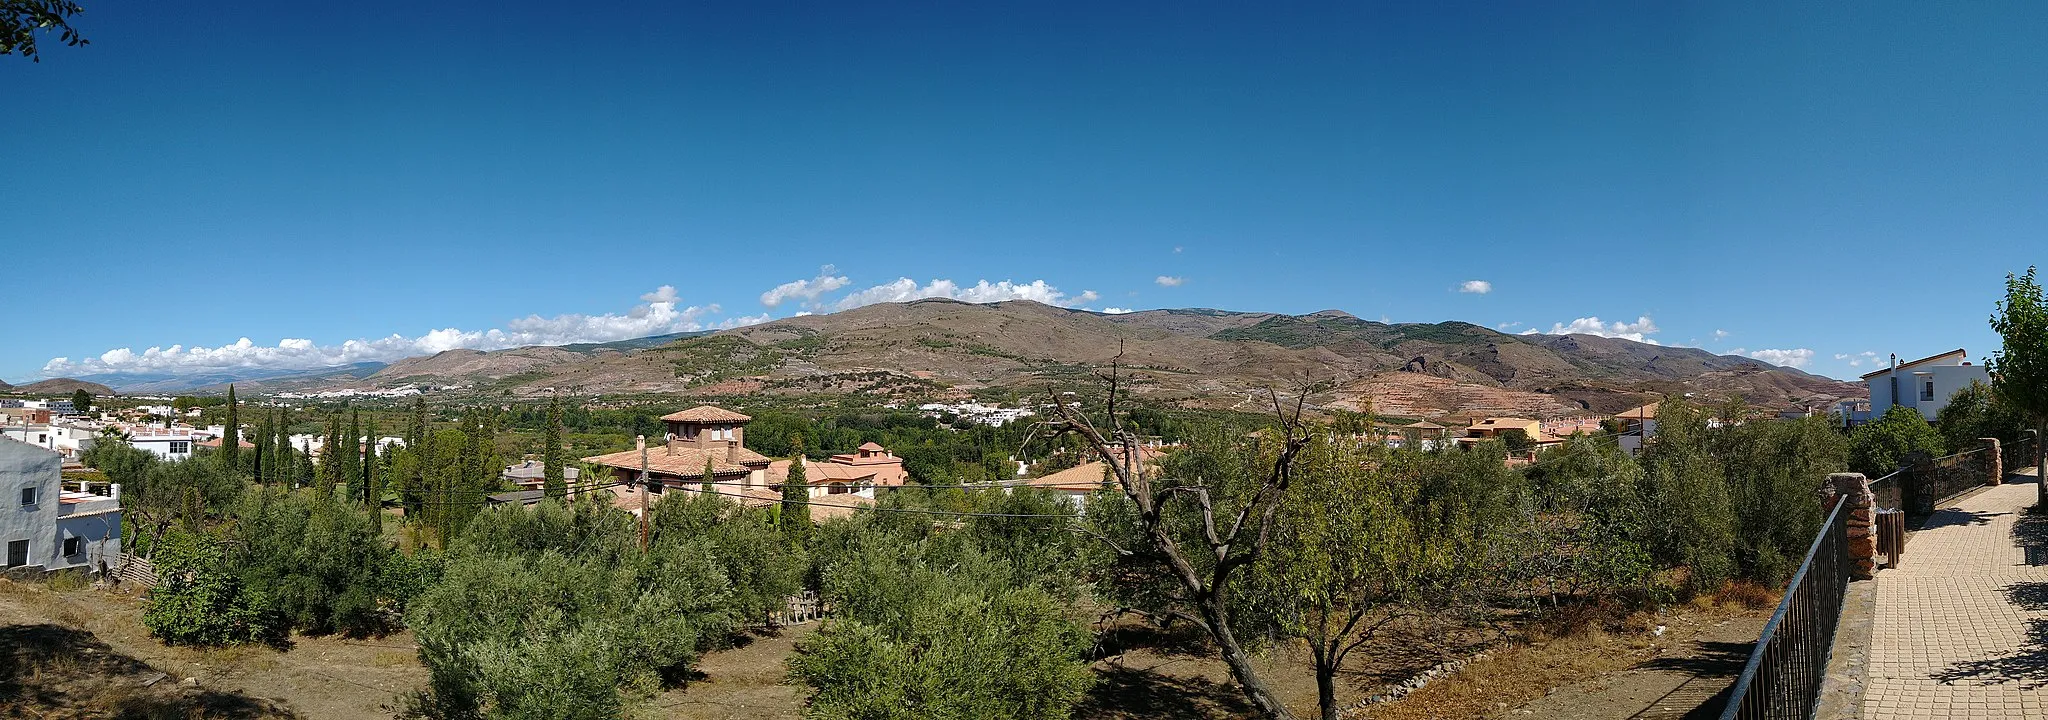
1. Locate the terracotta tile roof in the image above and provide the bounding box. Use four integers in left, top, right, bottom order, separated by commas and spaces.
1615, 403, 1659, 421
1404, 421, 1446, 430
660, 406, 753, 423
1026, 462, 1114, 492
830, 453, 903, 467
769, 458, 877, 484
805, 492, 878, 521
196, 437, 255, 449
856, 441, 886, 452
583, 444, 769, 477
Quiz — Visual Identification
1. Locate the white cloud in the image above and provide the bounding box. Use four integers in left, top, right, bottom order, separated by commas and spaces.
828, 278, 1099, 312
1100, 307, 1135, 315
42, 286, 726, 377
1172, 246, 1183, 254
1155, 275, 1185, 287
759, 265, 852, 308
1496, 321, 1523, 330
1535, 316, 1661, 344
1714, 329, 1729, 340
1458, 280, 1492, 294
1843, 350, 1879, 367
1735, 348, 1815, 369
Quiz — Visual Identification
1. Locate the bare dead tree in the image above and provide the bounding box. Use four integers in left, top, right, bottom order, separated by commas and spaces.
1040, 356, 1312, 720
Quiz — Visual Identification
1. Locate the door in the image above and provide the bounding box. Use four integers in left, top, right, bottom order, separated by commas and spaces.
5, 540, 27, 568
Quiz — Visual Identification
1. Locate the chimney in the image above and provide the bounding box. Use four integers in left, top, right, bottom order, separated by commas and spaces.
727, 440, 739, 463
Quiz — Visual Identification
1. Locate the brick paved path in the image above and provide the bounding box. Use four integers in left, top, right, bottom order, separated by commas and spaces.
1863, 481, 2048, 719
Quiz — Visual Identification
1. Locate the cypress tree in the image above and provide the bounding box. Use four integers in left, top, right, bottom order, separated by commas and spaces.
780, 436, 809, 537
360, 414, 377, 505
221, 385, 241, 473
251, 414, 269, 484
701, 458, 717, 496
543, 397, 566, 500
320, 413, 342, 485
345, 410, 364, 502
273, 409, 291, 485
471, 409, 496, 491
364, 441, 380, 515
404, 431, 429, 520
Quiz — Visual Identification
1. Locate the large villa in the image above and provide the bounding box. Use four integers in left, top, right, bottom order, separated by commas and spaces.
583, 405, 908, 519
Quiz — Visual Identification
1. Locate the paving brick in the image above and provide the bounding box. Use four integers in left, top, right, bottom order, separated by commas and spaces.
1863, 483, 2048, 718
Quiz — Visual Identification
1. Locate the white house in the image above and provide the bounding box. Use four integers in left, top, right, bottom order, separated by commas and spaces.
1862, 349, 1990, 422
2, 436, 122, 573
1615, 402, 1660, 456
0, 422, 98, 459
122, 425, 199, 461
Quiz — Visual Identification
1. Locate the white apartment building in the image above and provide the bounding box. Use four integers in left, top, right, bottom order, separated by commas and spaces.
1862, 349, 1991, 422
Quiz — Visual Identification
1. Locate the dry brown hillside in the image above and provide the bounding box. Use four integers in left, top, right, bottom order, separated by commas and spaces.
310, 299, 1860, 418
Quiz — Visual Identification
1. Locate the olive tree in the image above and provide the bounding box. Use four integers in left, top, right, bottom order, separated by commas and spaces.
1990, 267, 2048, 493
1047, 370, 1312, 720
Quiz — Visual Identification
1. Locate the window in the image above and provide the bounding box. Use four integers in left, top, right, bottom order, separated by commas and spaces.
169, 440, 190, 454
63, 537, 82, 557
19, 487, 35, 507
1921, 380, 1936, 402
5, 540, 26, 568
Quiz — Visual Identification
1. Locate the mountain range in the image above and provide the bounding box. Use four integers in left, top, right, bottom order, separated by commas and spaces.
0, 377, 117, 397
196, 300, 1861, 418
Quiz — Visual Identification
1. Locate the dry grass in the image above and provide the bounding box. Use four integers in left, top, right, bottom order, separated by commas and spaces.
1363, 588, 1776, 720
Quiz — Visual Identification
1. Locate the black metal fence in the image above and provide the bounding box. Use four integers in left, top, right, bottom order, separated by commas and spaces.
1904, 447, 1989, 514
1868, 469, 1903, 513
1719, 495, 1851, 720
2006, 434, 2040, 475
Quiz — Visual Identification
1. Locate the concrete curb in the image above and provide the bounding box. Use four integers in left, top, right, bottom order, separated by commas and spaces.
1814, 578, 1877, 719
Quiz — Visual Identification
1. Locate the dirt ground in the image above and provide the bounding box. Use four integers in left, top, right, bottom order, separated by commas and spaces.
652, 611, 1504, 719
2, 576, 1774, 720
0, 578, 425, 720
658, 625, 813, 720
1370, 599, 1774, 720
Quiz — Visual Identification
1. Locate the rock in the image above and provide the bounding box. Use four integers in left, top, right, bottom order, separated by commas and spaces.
179, 677, 199, 687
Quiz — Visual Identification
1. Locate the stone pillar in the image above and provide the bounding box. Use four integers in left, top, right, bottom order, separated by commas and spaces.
1822, 472, 1877, 581
1983, 438, 2004, 486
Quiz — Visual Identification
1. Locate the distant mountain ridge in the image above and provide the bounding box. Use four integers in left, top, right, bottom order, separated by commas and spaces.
238, 299, 1859, 418
7, 378, 117, 397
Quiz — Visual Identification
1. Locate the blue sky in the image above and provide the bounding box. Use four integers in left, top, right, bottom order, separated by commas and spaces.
4, 1, 2045, 384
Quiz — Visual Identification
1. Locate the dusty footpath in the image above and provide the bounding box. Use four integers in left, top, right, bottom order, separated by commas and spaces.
1500, 613, 1764, 719
0, 578, 423, 719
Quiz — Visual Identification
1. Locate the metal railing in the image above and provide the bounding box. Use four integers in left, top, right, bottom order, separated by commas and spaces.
1868, 469, 1904, 513
1908, 448, 1990, 512
2006, 435, 2040, 474
1720, 495, 1851, 720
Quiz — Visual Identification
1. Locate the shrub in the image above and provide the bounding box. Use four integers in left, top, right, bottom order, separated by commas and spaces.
791, 524, 1093, 720
1849, 405, 1946, 478
402, 496, 747, 718
141, 531, 287, 647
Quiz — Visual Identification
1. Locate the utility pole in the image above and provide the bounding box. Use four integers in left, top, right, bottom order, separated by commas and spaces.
637, 435, 649, 550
